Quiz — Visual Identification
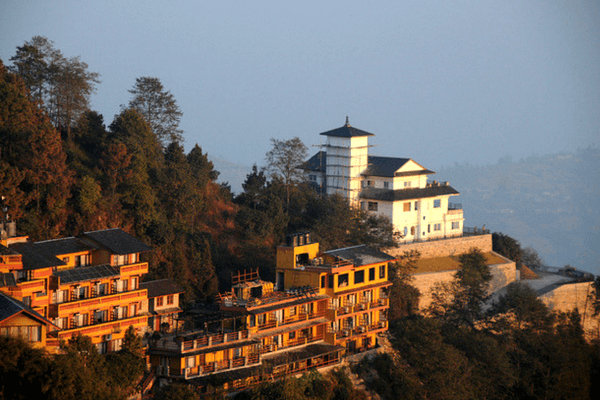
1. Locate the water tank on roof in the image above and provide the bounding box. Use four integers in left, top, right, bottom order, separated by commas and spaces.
6, 222, 16, 238
298, 234, 305, 246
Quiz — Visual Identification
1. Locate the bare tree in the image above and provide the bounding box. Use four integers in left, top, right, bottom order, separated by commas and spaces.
265, 136, 308, 208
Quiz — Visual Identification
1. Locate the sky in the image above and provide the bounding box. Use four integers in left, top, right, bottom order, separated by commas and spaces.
2, 0, 599, 171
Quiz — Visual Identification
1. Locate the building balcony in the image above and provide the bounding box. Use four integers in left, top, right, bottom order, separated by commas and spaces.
162, 353, 261, 380
50, 289, 147, 318
16, 279, 45, 297
259, 333, 325, 355
330, 298, 388, 319
30, 291, 49, 308
256, 310, 326, 332
150, 329, 250, 353
326, 320, 387, 342
57, 315, 148, 339
119, 262, 148, 278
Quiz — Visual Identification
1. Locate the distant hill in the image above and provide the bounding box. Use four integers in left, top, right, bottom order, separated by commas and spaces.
435, 147, 600, 275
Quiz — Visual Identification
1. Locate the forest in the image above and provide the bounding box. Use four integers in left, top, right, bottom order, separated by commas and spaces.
0, 37, 395, 305
2, 37, 600, 400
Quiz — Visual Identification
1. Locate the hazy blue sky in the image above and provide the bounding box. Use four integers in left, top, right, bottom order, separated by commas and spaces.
1, 1, 599, 170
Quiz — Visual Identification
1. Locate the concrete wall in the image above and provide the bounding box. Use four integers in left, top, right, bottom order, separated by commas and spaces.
412, 260, 518, 310
385, 234, 493, 259
538, 281, 600, 338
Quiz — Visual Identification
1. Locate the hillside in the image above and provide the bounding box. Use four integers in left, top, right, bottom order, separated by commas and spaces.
435, 147, 600, 275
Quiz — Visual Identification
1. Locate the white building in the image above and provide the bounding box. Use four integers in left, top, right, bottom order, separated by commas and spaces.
303, 119, 464, 242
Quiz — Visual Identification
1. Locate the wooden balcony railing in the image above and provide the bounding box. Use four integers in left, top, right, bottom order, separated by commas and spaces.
152, 329, 250, 353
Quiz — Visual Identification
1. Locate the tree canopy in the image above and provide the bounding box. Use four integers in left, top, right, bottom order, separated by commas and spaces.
128, 77, 183, 146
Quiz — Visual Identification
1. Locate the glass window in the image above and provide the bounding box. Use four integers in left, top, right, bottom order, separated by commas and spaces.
403, 202, 411, 212
354, 270, 365, 284
379, 265, 386, 279
383, 181, 389, 188
368, 202, 378, 211
452, 221, 460, 230
434, 223, 441, 231
433, 199, 441, 208
369, 268, 375, 281
338, 274, 349, 288
167, 295, 174, 305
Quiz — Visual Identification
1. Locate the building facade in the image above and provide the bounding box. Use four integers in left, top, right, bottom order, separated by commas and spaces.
146, 233, 393, 394
303, 119, 464, 242
0, 227, 152, 353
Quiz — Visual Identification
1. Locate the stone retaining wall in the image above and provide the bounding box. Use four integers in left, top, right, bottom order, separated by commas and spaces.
412, 258, 518, 310
385, 234, 492, 259
538, 281, 599, 338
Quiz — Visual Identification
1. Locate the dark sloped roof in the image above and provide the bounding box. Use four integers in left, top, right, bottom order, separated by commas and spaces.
0, 273, 16, 287
324, 245, 395, 266
82, 229, 152, 254
360, 185, 459, 202
362, 156, 411, 177
0, 291, 54, 326
140, 279, 184, 298
302, 152, 434, 178
54, 264, 120, 284
319, 124, 375, 138
10, 242, 65, 270
0, 243, 19, 256
302, 151, 327, 172
30, 237, 98, 256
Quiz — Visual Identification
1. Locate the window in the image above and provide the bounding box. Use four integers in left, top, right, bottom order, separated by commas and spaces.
328, 275, 334, 288
167, 295, 174, 305
367, 180, 373, 186
368, 202, 378, 211
0, 326, 42, 342
290, 306, 296, 316
75, 254, 89, 267
289, 331, 296, 339
354, 270, 365, 284
157, 297, 164, 307
403, 202, 411, 212
452, 221, 460, 230
338, 274, 349, 288
187, 356, 196, 368
404, 181, 412, 187
99, 283, 107, 295
433, 199, 441, 208
309, 174, 317, 181
96, 342, 108, 354
383, 181, 389, 188
428, 224, 431, 233
410, 226, 415, 235
414, 201, 419, 211
361, 201, 367, 210
62, 257, 69, 264
403, 227, 408, 236
434, 223, 441, 231
321, 275, 326, 288
379, 265, 386, 279
369, 268, 375, 281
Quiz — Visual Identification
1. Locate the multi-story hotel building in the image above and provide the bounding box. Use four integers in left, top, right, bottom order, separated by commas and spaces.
0, 224, 152, 353
147, 232, 394, 394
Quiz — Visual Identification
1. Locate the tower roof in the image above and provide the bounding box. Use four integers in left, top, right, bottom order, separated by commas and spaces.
319, 118, 375, 138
